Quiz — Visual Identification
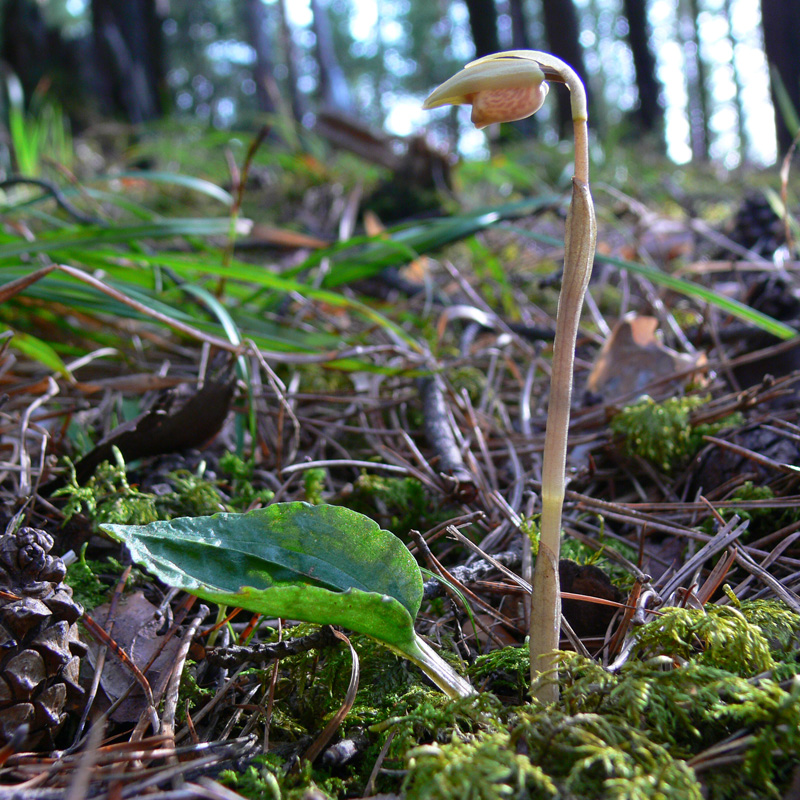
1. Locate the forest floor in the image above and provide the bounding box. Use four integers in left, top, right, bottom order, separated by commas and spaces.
1, 119, 800, 799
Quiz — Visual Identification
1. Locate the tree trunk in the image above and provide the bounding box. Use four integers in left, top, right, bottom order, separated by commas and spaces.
682, 0, 710, 160
277, 0, 304, 123
463, 0, 500, 58
91, 0, 165, 123
309, 0, 353, 112
724, 0, 749, 160
242, 0, 277, 115
506, 0, 537, 137
539, 0, 591, 137
1, 0, 50, 102
508, 0, 531, 50
760, 0, 800, 154
622, 0, 663, 136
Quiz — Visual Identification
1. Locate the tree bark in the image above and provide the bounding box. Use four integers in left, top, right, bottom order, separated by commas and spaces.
242, 0, 277, 114
683, 0, 710, 160
309, 0, 353, 112
760, 0, 800, 154
540, 0, 591, 137
508, 0, 531, 50
278, 0, 305, 123
463, 0, 500, 58
724, 0, 749, 160
1, 0, 50, 102
506, 0, 537, 136
91, 0, 165, 123
622, 0, 663, 135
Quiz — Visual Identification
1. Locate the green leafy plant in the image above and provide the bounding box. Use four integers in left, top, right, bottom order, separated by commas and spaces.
101, 502, 474, 698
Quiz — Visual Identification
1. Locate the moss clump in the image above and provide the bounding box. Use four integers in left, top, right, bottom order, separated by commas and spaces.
709, 482, 800, 541
303, 467, 327, 504
633, 605, 778, 675
55, 448, 160, 525
65, 543, 111, 609
404, 732, 557, 800
469, 645, 529, 702
218, 452, 276, 510
55, 449, 275, 527
611, 395, 741, 473
513, 708, 702, 799
349, 473, 450, 536
222, 754, 345, 800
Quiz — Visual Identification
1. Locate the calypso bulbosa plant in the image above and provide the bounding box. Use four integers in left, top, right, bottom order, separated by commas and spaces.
424, 51, 597, 702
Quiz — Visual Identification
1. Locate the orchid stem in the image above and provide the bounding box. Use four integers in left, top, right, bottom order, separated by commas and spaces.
526, 53, 597, 703
421, 49, 597, 703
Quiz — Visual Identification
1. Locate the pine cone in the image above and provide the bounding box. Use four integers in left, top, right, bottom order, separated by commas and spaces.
0, 528, 86, 749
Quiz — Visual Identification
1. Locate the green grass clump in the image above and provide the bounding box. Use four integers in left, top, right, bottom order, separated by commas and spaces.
611, 395, 741, 473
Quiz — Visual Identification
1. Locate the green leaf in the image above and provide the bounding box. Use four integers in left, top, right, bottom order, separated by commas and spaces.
101, 502, 474, 697
101, 502, 421, 644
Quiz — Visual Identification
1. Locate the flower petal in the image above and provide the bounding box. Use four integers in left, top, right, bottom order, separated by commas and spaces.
470, 83, 549, 128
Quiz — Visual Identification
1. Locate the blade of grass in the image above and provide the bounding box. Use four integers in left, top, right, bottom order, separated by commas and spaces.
504, 225, 797, 340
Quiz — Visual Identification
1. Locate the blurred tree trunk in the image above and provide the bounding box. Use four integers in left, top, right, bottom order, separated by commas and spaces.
1, 0, 50, 102
242, 0, 277, 115
540, 0, 591, 137
682, 0, 710, 160
723, 0, 749, 159
508, 0, 531, 50
760, 0, 800, 154
278, 0, 305, 123
310, 0, 353, 112
506, 0, 537, 136
622, 0, 663, 136
463, 0, 500, 58
91, 0, 165, 123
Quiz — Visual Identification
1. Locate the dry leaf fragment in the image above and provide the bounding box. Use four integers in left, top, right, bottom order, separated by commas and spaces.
587, 315, 707, 399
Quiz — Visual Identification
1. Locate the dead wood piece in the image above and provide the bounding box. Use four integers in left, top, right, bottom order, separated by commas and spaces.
422, 549, 521, 599
416, 376, 476, 501
206, 625, 340, 669
43, 370, 236, 493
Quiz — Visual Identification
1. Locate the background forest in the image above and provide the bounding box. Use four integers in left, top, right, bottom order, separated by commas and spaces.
2, 0, 799, 167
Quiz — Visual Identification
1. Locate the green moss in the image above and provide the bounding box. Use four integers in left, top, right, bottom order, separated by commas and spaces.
55, 449, 275, 528
303, 468, 327, 505
469, 646, 529, 702
219, 452, 276, 510
66, 543, 111, 609
611, 395, 742, 473
348, 473, 450, 536
221, 755, 346, 800
404, 732, 557, 800
633, 605, 776, 675
54, 448, 160, 525
513, 707, 701, 799
709, 482, 800, 541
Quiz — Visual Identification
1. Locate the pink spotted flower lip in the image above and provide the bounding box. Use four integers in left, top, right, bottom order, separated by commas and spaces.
422, 54, 549, 129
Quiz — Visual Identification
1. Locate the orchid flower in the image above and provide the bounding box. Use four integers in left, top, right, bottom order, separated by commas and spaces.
424, 51, 597, 703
